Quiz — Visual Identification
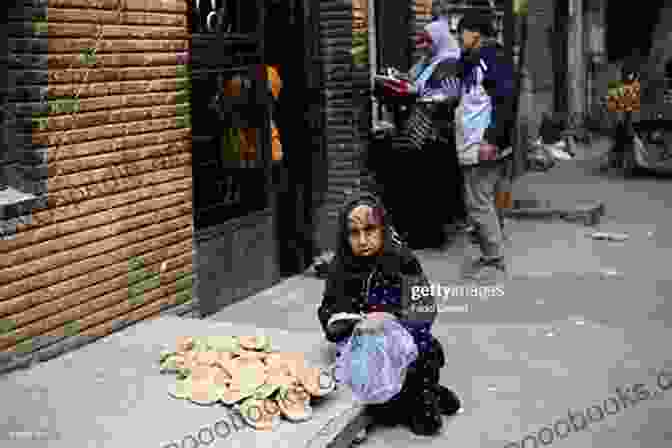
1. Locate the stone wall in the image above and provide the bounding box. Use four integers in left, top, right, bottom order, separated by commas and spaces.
1, 0, 195, 372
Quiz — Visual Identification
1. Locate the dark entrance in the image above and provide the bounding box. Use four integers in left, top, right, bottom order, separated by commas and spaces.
190, 0, 280, 316
553, 0, 569, 116
265, 0, 324, 277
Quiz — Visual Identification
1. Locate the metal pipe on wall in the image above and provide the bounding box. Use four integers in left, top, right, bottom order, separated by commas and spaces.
567, 0, 586, 124
367, 0, 379, 124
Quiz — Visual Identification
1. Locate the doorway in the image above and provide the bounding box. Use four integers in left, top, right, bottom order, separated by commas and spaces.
266, 0, 323, 277
553, 0, 569, 116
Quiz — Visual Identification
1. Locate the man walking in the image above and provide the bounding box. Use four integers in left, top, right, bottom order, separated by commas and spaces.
454, 12, 516, 282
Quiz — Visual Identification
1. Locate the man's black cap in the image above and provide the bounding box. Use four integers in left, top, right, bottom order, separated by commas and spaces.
458, 11, 495, 36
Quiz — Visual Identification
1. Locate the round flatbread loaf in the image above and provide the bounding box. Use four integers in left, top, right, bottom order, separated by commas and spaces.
236, 349, 267, 361
189, 380, 221, 406
189, 365, 216, 382
276, 386, 312, 422
214, 351, 234, 370
300, 367, 336, 397
181, 351, 198, 370
227, 358, 267, 401
187, 367, 221, 405
238, 336, 270, 351
195, 351, 219, 366
213, 367, 233, 387
239, 398, 281, 430
265, 372, 297, 389
176, 336, 194, 352
280, 352, 307, 375
230, 357, 266, 376
219, 384, 247, 405
263, 352, 284, 366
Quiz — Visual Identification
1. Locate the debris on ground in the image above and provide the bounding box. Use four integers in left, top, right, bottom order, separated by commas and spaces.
589, 232, 629, 241
547, 140, 575, 160
159, 335, 336, 430
599, 269, 625, 279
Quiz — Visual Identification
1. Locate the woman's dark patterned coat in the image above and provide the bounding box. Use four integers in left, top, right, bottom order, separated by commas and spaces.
316, 192, 461, 435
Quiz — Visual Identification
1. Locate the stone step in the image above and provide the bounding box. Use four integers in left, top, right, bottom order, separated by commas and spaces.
503, 199, 605, 226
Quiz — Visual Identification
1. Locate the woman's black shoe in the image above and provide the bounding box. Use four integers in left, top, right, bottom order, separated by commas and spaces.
366, 393, 404, 427
435, 385, 462, 416
408, 388, 443, 436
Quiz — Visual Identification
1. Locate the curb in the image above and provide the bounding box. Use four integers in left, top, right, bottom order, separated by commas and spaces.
305, 404, 373, 448
503, 201, 605, 226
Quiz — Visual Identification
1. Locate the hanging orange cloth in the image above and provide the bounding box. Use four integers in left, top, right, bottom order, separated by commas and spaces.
266, 64, 283, 162
221, 65, 283, 162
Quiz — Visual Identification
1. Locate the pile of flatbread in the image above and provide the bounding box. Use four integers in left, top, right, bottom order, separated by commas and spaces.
159, 335, 336, 430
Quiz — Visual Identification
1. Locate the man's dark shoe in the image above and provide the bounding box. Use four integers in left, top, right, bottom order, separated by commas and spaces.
462, 257, 507, 283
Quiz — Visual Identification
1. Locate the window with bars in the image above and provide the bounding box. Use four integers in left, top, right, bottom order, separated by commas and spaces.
189, 0, 272, 229
190, 0, 258, 36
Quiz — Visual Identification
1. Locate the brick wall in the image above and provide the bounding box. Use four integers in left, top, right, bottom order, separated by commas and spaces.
1, 0, 194, 372
313, 0, 361, 251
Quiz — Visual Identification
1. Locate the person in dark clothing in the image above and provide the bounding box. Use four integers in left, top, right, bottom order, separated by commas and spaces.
317, 192, 462, 442
376, 18, 467, 249
609, 66, 640, 171
265, 2, 318, 275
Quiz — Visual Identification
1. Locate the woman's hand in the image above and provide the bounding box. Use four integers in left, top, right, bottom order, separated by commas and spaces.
366, 312, 397, 321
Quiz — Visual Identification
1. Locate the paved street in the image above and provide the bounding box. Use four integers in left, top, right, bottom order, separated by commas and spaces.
210, 135, 672, 447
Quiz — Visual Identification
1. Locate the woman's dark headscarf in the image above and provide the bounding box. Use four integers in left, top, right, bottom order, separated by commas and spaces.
330, 191, 409, 276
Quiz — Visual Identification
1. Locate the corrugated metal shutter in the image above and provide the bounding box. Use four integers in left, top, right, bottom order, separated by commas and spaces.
317, 0, 363, 248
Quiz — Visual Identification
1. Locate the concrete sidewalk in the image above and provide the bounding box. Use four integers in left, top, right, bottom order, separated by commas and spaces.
0, 316, 366, 448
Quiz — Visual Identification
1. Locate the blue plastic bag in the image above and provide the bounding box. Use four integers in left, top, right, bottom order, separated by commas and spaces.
334, 318, 418, 404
